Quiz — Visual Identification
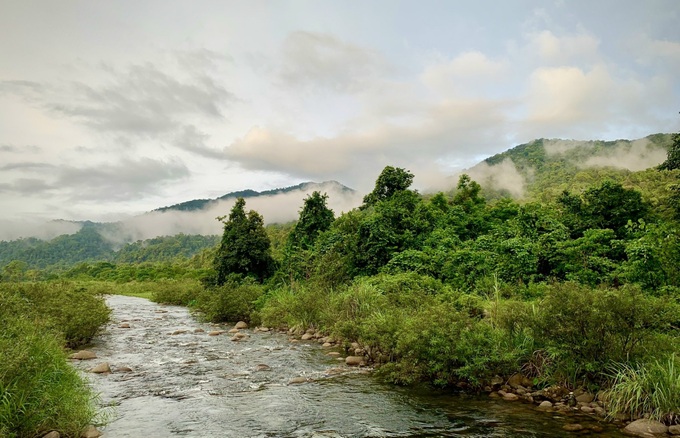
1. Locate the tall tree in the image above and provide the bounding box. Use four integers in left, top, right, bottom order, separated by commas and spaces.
290, 191, 335, 250
213, 198, 274, 284
362, 166, 414, 208
658, 132, 680, 171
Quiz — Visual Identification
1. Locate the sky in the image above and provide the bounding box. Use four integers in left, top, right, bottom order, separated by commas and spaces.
1, 0, 679, 229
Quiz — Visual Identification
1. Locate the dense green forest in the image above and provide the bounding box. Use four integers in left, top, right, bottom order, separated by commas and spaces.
2, 133, 680, 436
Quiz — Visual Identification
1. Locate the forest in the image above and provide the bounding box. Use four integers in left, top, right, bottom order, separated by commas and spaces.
1, 133, 679, 437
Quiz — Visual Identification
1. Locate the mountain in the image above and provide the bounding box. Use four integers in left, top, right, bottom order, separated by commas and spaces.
1, 137, 676, 273
154, 181, 355, 213
466, 133, 675, 203
0, 181, 357, 271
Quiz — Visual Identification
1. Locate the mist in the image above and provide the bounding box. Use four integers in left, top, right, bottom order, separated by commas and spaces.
98, 182, 364, 245
0, 219, 82, 242
582, 138, 667, 171
466, 158, 527, 198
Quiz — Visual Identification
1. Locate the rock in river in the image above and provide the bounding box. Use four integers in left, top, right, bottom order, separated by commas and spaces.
70, 350, 97, 360
623, 419, 668, 437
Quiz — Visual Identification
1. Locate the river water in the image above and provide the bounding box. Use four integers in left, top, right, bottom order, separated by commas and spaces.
74, 295, 625, 437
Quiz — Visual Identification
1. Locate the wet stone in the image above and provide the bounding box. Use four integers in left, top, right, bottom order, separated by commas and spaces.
562, 423, 583, 432
70, 350, 97, 360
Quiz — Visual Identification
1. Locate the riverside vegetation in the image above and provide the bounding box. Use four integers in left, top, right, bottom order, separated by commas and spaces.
1, 133, 679, 436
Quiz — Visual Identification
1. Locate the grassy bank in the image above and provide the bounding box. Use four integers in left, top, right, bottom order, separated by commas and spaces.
0, 282, 110, 437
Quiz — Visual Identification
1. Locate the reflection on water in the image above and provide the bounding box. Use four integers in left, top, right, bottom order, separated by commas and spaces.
73, 295, 624, 437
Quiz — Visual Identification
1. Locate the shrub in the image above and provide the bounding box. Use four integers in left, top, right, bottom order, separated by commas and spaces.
1, 282, 110, 348
380, 301, 526, 387
530, 283, 678, 385
257, 283, 331, 330
195, 278, 264, 323
148, 279, 203, 306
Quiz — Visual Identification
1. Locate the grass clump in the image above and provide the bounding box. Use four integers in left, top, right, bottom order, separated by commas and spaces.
605, 355, 680, 423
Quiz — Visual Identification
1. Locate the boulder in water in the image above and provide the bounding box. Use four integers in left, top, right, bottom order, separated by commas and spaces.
81, 425, 102, 438
562, 423, 583, 432
70, 350, 97, 360
90, 362, 111, 374
345, 356, 364, 366
42, 431, 60, 438
235, 321, 248, 329
623, 419, 668, 437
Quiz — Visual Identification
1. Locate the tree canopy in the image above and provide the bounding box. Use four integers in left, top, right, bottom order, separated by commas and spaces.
213, 198, 274, 284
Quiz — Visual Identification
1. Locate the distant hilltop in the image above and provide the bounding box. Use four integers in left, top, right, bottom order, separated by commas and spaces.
154, 180, 355, 213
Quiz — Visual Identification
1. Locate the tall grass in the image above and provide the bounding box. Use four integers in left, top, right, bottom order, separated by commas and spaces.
0, 286, 103, 437
605, 354, 680, 423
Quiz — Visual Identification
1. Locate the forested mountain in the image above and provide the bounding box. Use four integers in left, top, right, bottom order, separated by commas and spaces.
155, 181, 354, 213
469, 133, 675, 206
0, 230, 218, 270
0, 135, 675, 272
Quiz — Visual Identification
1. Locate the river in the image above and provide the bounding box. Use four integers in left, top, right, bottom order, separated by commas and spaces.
72, 295, 625, 437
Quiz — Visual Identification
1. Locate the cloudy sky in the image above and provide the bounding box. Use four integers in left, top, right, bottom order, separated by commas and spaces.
1, 0, 679, 224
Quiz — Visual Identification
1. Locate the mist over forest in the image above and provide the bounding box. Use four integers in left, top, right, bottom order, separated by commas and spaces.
1, 134, 670, 245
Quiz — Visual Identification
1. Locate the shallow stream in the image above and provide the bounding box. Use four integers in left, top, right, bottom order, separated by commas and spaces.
74, 295, 625, 437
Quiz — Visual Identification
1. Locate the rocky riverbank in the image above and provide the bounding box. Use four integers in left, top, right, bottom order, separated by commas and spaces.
283, 325, 678, 438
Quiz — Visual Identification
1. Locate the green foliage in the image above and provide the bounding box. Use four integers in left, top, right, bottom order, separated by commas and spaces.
141, 279, 203, 305
658, 132, 680, 171
1, 282, 110, 348
196, 278, 264, 323
530, 283, 678, 385
258, 284, 333, 330
362, 166, 414, 207
289, 191, 335, 250
0, 285, 105, 437
213, 198, 275, 284
605, 355, 680, 422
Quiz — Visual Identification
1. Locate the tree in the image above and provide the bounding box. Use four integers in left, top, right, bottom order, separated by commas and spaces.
582, 181, 648, 238
289, 191, 335, 250
658, 132, 680, 171
213, 198, 274, 284
452, 174, 484, 212
362, 166, 414, 208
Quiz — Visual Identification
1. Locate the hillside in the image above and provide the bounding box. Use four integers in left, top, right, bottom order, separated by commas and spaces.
154, 181, 354, 213
1, 136, 676, 272
467, 133, 676, 211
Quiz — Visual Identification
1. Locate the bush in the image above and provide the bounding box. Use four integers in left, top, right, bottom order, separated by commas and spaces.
195, 278, 264, 323
257, 283, 331, 330
0, 289, 99, 437
1, 282, 110, 348
147, 279, 203, 306
381, 301, 526, 387
530, 283, 678, 385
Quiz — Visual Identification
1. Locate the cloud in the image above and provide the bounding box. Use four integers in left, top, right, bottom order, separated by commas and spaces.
421, 51, 507, 96
279, 31, 389, 93
57, 157, 190, 201
527, 30, 600, 65
226, 96, 510, 190
172, 125, 226, 160
0, 161, 54, 171
47, 62, 234, 136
